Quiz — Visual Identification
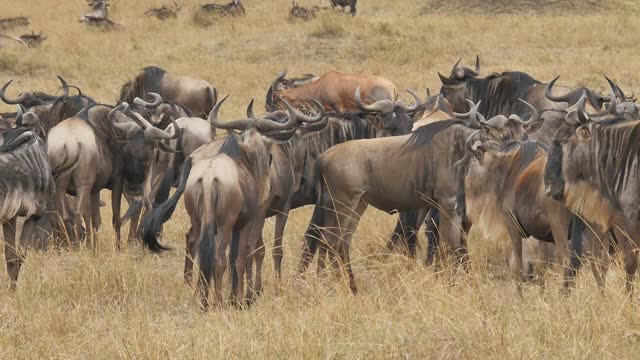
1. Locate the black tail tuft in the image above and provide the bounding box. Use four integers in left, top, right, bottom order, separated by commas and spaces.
141, 157, 193, 252
568, 215, 585, 272
198, 223, 217, 291
121, 199, 143, 224
229, 230, 240, 293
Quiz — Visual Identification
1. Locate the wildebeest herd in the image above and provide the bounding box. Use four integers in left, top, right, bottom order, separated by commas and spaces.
1, 57, 639, 310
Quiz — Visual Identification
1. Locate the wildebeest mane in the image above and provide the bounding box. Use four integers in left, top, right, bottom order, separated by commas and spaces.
219, 133, 242, 160
118, 66, 167, 105
36, 95, 95, 136
402, 119, 464, 153
77, 104, 130, 155
445, 71, 541, 118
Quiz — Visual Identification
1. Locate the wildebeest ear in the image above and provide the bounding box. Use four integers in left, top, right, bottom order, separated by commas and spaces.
471, 140, 484, 161
576, 125, 591, 141
525, 119, 544, 134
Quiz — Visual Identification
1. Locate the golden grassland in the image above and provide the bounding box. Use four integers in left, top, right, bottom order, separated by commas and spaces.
2, 0, 640, 358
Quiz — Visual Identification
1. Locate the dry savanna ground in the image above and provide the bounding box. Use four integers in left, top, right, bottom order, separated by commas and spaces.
2, 0, 640, 358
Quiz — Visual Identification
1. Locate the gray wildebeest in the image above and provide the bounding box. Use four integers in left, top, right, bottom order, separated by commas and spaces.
0, 125, 55, 289
544, 89, 640, 296
46, 102, 181, 250
141, 97, 322, 310
200, 0, 246, 17
118, 66, 217, 118
329, 0, 357, 15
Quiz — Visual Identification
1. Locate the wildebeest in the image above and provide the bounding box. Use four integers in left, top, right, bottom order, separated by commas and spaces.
141, 97, 321, 309
46, 102, 180, 249
118, 66, 217, 118
290, 1, 317, 21
266, 70, 397, 113
0, 125, 56, 288
544, 90, 640, 295
145, 2, 181, 20
201, 0, 246, 17
299, 98, 544, 291
329, 0, 357, 15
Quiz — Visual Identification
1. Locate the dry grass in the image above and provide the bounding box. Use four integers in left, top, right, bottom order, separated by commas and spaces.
2, 0, 640, 358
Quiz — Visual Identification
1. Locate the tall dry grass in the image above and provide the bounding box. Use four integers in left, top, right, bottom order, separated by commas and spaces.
2, 0, 640, 358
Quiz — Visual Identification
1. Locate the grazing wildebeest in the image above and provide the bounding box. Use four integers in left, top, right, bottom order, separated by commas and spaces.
46, 103, 181, 249
0, 125, 55, 289
142, 97, 314, 309
118, 66, 217, 118
145, 2, 181, 20
544, 90, 640, 295
266, 70, 397, 113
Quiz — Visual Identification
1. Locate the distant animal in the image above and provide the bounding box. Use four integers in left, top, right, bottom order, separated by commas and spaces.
119, 66, 217, 119
201, 0, 246, 17
330, 0, 357, 15
290, 1, 317, 21
145, 2, 182, 20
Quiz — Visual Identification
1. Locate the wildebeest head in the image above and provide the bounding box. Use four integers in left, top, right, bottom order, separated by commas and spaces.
355, 87, 420, 136
0, 75, 70, 111
543, 82, 639, 201
438, 56, 481, 86
475, 99, 542, 142
133, 92, 192, 127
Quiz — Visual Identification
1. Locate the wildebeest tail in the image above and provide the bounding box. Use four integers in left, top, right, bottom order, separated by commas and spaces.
303, 160, 327, 257
228, 230, 241, 295
121, 199, 143, 223
568, 215, 585, 273
141, 157, 193, 252
50, 143, 82, 183
198, 222, 216, 303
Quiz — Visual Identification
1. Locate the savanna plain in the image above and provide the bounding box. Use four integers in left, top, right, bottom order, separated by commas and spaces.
2, 0, 640, 358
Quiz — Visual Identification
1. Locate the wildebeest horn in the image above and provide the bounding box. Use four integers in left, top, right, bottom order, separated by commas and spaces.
475, 54, 480, 73
257, 99, 298, 131
438, 72, 459, 86
604, 76, 627, 103
56, 75, 69, 99
545, 76, 573, 103
450, 58, 464, 79
129, 111, 180, 140
15, 104, 24, 125
134, 92, 162, 109
0, 80, 27, 105
355, 87, 395, 114
426, 88, 431, 98
576, 94, 591, 124
295, 99, 325, 123
208, 95, 254, 130
454, 99, 484, 127
395, 89, 421, 112
246, 99, 255, 118
508, 99, 539, 125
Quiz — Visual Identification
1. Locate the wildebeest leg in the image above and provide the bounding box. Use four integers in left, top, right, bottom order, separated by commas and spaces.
349, 0, 357, 15
587, 227, 610, 289
184, 225, 199, 286
90, 193, 101, 247
437, 208, 466, 270
388, 208, 427, 258
111, 178, 124, 251
425, 208, 439, 266
3, 218, 21, 290
54, 175, 75, 247
230, 225, 250, 307
505, 221, 525, 295
338, 201, 366, 293
74, 185, 93, 250
273, 208, 290, 279
252, 231, 266, 298
619, 227, 639, 297
125, 193, 141, 243
549, 211, 572, 290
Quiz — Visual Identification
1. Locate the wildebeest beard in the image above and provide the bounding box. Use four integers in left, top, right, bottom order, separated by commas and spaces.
118, 66, 167, 105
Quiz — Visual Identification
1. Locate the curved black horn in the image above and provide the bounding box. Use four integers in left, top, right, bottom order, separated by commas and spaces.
57, 75, 69, 99
134, 92, 162, 109
246, 99, 255, 118
545, 76, 573, 103
0, 80, 26, 105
